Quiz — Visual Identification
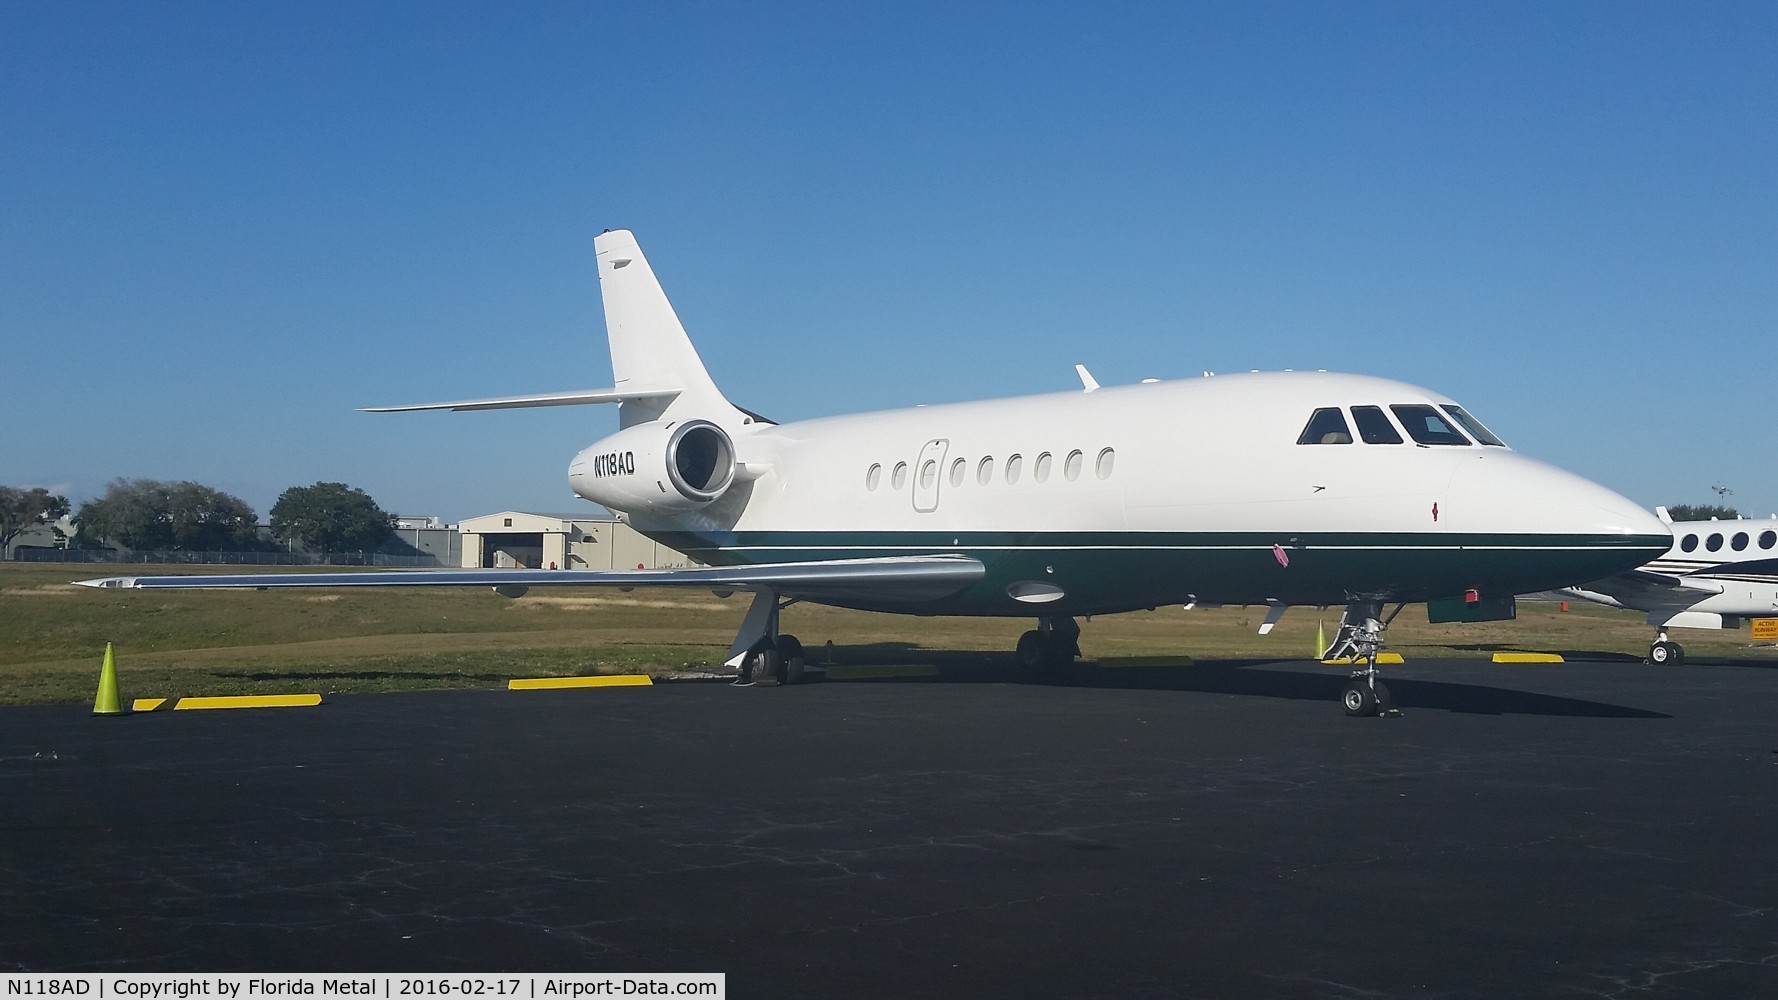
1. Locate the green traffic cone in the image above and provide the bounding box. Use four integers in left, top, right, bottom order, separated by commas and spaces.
93, 642, 126, 715
1315, 621, 1327, 661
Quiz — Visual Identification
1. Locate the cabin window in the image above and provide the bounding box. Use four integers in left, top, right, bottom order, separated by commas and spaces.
1680, 533, 1699, 552
1095, 447, 1115, 480
1006, 454, 1023, 484
1760, 530, 1776, 550
1034, 452, 1053, 483
1732, 532, 1749, 551
1705, 533, 1723, 552
977, 456, 995, 484
1296, 407, 1353, 445
1390, 404, 1471, 445
1442, 405, 1505, 446
949, 457, 967, 487
866, 464, 882, 491
1350, 406, 1403, 444
1064, 450, 1084, 481
891, 462, 908, 490
919, 460, 938, 490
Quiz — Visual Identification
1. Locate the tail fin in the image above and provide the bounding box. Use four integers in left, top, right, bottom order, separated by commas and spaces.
596, 229, 738, 427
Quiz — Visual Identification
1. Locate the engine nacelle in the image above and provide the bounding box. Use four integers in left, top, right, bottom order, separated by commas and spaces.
568, 419, 737, 515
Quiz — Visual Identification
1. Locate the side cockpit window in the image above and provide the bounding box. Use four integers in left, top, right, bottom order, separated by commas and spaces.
1390, 404, 1471, 445
1350, 406, 1404, 444
1297, 407, 1353, 444
1442, 405, 1505, 446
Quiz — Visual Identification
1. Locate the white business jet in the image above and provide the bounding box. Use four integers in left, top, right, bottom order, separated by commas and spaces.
1561, 509, 1778, 665
78, 230, 1671, 716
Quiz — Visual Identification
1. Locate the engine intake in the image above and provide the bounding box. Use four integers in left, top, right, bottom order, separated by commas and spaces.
569, 419, 737, 515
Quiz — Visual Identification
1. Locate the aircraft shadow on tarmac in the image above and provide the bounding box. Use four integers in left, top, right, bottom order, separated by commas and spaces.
823, 646, 1670, 719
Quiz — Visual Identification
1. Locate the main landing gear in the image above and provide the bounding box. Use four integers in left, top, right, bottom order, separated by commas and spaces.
1648, 629, 1685, 667
1015, 615, 1081, 674
730, 592, 810, 687
1323, 601, 1404, 718
736, 633, 807, 687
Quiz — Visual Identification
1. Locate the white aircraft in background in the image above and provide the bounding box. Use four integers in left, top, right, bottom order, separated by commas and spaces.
78, 230, 1671, 716
1561, 509, 1778, 665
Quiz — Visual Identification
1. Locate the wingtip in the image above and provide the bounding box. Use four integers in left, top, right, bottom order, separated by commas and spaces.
74, 577, 136, 589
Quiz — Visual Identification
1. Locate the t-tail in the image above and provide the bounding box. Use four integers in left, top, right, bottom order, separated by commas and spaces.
595, 229, 746, 429
360, 228, 746, 430
360, 230, 755, 519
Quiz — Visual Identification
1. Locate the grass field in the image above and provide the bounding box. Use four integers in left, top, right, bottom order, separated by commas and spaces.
4, 562, 1775, 705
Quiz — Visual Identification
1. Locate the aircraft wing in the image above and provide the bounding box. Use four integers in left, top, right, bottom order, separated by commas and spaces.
73, 554, 985, 605
1561, 569, 1725, 614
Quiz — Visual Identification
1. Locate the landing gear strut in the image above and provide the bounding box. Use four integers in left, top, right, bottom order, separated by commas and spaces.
1324, 601, 1403, 718
1015, 615, 1080, 674
1648, 628, 1685, 667
730, 592, 809, 687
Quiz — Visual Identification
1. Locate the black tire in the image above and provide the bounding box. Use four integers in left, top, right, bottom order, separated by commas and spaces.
1372, 680, 1393, 713
1342, 680, 1379, 717
1015, 630, 1046, 671
750, 647, 783, 686
1650, 641, 1683, 666
1049, 634, 1079, 665
777, 634, 806, 685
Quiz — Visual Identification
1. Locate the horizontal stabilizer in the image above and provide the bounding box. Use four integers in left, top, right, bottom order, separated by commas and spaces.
361, 386, 680, 413
75, 555, 985, 605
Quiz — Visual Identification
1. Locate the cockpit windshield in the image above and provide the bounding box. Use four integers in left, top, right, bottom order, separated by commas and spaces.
1350, 406, 1403, 444
1441, 405, 1506, 446
1389, 404, 1471, 446
1296, 407, 1353, 444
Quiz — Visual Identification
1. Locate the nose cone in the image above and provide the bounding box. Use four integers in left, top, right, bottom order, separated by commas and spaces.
1450, 452, 1671, 585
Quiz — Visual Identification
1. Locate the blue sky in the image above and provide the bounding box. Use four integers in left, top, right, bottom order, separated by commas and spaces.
4, 2, 1774, 523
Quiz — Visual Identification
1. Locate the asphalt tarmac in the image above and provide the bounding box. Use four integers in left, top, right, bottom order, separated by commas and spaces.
4, 657, 1776, 999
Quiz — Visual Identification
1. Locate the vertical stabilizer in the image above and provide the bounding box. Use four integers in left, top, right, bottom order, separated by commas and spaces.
595, 229, 737, 427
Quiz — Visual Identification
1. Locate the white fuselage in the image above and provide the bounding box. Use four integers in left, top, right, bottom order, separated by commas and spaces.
574, 370, 1670, 616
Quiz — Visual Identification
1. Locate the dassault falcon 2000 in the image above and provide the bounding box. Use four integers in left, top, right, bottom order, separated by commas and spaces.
78, 229, 1671, 716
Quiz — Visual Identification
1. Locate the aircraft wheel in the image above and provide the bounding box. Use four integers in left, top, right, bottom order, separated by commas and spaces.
1015, 630, 1046, 671
777, 634, 807, 684
1342, 680, 1379, 717
1650, 641, 1684, 667
749, 646, 783, 687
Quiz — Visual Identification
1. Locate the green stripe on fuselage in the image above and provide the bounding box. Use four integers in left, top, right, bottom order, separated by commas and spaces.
644, 529, 1671, 616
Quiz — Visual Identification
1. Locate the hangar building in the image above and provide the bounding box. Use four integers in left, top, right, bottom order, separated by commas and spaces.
458, 511, 693, 570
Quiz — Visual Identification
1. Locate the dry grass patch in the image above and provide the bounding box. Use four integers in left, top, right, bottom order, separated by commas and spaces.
4, 561, 1775, 705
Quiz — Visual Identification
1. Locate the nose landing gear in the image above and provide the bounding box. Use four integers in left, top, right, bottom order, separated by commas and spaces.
1324, 601, 1404, 718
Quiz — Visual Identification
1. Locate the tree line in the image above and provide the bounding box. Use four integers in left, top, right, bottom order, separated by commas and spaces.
2, 480, 400, 555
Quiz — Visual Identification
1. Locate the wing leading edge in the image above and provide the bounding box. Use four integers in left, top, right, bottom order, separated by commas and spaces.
74, 554, 986, 605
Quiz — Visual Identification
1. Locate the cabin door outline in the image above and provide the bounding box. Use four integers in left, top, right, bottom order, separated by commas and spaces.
912, 438, 949, 513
